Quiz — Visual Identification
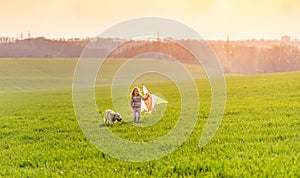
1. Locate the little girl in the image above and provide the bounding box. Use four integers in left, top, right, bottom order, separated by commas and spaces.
130, 87, 148, 122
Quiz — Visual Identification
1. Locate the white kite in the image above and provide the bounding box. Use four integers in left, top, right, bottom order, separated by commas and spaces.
141, 84, 168, 115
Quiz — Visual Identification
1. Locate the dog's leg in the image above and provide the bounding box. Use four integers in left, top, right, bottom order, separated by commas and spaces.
104, 116, 107, 125
110, 118, 114, 126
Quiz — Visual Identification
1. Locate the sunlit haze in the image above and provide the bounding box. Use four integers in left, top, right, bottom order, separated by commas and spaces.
1, 0, 300, 40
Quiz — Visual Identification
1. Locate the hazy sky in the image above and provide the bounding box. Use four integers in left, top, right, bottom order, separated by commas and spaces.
1, 0, 300, 40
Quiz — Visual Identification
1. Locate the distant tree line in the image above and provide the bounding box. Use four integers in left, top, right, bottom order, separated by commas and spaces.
108, 39, 300, 74
0, 37, 299, 74
211, 42, 300, 73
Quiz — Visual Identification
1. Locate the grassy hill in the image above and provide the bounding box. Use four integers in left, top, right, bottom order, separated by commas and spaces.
0, 58, 299, 177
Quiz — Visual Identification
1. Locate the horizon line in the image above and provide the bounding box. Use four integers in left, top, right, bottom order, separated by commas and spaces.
0, 35, 297, 42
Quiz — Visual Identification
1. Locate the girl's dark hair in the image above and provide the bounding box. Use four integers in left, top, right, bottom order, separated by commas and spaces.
130, 87, 141, 98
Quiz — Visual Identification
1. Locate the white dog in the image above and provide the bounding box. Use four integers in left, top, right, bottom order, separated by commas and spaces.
103, 109, 122, 126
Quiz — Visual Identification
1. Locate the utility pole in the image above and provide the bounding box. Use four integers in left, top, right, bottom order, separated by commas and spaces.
224, 35, 233, 72
117, 38, 120, 58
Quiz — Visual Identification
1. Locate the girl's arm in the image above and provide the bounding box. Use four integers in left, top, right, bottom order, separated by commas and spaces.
130, 97, 134, 108
142, 93, 150, 100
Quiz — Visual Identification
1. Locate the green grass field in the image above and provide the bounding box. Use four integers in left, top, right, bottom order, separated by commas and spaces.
0, 58, 299, 177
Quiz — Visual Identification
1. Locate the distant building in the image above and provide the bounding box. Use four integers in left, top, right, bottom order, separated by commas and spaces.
281, 35, 291, 43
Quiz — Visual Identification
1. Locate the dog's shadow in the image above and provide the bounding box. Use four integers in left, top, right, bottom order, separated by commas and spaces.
99, 121, 129, 128
99, 123, 107, 128
99, 121, 148, 128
